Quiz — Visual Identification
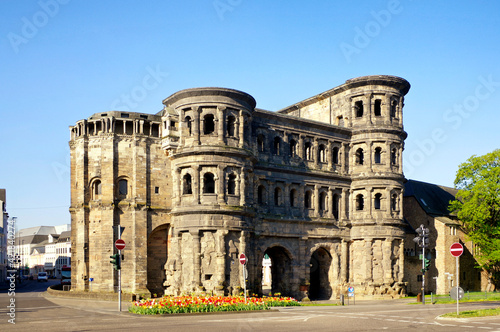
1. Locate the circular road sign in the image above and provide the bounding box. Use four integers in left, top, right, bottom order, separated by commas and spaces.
239, 253, 247, 265
115, 239, 126, 250
450, 286, 464, 300
450, 242, 464, 257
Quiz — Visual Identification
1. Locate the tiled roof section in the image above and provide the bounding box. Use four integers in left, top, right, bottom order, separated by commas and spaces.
404, 179, 459, 217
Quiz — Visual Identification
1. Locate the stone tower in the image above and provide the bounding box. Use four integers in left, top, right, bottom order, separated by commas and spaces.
69, 75, 410, 300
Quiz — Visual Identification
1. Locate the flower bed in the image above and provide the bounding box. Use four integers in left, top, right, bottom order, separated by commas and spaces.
129, 294, 300, 315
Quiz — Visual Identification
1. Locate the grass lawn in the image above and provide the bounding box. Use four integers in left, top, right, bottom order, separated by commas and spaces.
442, 307, 500, 318
407, 291, 500, 305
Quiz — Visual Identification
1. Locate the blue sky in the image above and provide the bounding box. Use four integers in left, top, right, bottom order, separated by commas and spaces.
1, 0, 499, 229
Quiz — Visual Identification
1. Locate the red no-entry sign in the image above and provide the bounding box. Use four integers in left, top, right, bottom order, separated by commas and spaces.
115, 239, 126, 251
450, 242, 463, 257
239, 253, 246, 265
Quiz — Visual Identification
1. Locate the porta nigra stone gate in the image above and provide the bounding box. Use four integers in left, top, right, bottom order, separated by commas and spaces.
69, 75, 410, 300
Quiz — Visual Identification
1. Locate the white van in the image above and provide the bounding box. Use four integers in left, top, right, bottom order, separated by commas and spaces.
37, 272, 48, 282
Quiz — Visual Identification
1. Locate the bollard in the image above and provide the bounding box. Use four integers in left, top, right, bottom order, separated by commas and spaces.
417, 293, 422, 303
340, 294, 344, 306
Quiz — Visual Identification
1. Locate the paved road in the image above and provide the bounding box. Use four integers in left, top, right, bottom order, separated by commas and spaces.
2, 281, 500, 331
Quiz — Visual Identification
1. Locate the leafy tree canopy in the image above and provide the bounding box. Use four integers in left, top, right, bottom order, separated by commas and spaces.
449, 149, 500, 284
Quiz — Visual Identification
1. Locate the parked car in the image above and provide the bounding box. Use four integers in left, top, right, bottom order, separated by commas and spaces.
37, 272, 48, 282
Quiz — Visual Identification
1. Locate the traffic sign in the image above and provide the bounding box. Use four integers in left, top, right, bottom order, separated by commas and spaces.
450, 286, 464, 300
450, 242, 463, 257
239, 253, 246, 265
348, 287, 354, 293
115, 239, 126, 250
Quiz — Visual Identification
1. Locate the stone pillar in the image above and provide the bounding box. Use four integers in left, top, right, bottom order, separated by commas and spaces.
349, 189, 354, 219
328, 188, 334, 218
175, 167, 182, 206
398, 97, 404, 122
139, 120, 144, 135
366, 141, 373, 171
341, 188, 349, 221
366, 93, 373, 125
327, 141, 333, 171
365, 239, 373, 283
332, 249, 340, 285
382, 238, 394, 284
193, 106, 201, 145
284, 183, 290, 208
299, 135, 305, 159
216, 230, 227, 295
217, 106, 225, 144
218, 165, 225, 205
314, 185, 319, 217
398, 239, 404, 283
341, 143, 348, 174
239, 168, 246, 206
238, 110, 245, 148
191, 230, 202, 289
313, 139, 319, 167
299, 237, 309, 285
366, 187, 373, 218
341, 239, 349, 283
193, 165, 200, 204
268, 181, 274, 207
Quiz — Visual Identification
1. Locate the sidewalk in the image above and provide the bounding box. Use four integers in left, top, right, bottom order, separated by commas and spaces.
43, 291, 133, 314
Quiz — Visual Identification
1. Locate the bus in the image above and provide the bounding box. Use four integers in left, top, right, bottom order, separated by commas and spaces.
61, 265, 71, 286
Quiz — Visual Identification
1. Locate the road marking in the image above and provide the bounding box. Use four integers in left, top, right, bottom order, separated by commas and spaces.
0, 305, 59, 312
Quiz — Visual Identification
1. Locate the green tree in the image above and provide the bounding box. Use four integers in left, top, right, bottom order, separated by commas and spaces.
449, 149, 500, 287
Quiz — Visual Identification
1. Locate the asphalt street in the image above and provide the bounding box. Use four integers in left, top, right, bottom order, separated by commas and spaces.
2, 280, 500, 331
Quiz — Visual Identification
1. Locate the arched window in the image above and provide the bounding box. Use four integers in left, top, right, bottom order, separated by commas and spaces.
185, 116, 192, 136
374, 99, 382, 116
391, 148, 397, 165
227, 115, 236, 137
374, 193, 382, 210
290, 139, 297, 157
356, 194, 364, 211
118, 179, 128, 197
332, 146, 339, 164
92, 180, 102, 199
290, 189, 297, 207
273, 137, 280, 155
319, 191, 327, 211
203, 173, 215, 194
203, 114, 215, 135
305, 142, 313, 161
274, 187, 282, 206
391, 193, 398, 211
332, 194, 339, 219
355, 100, 364, 117
257, 134, 265, 152
183, 174, 192, 195
257, 185, 266, 204
318, 144, 326, 163
356, 148, 364, 165
390, 100, 397, 117
227, 173, 236, 195
305, 190, 312, 209
374, 147, 382, 164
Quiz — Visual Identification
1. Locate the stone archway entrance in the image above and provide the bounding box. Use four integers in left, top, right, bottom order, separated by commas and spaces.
147, 224, 169, 296
262, 246, 293, 296
309, 247, 332, 300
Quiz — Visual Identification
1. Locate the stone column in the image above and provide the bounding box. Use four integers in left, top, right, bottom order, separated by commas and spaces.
191, 230, 202, 289
216, 230, 227, 295
342, 143, 348, 174
193, 106, 201, 145
365, 93, 373, 125
327, 141, 333, 171
268, 181, 274, 207
366, 141, 373, 171
175, 167, 182, 206
313, 139, 319, 167
365, 239, 373, 283
239, 168, 246, 206
217, 106, 225, 144
218, 165, 225, 205
367, 187, 373, 218
348, 189, 354, 219
398, 97, 404, 122
139, 120, 144, 135
284, 183, 290, 207
238, 110, 245, 148
382, 238, 394, 284
314, 185, 319, 217
193, 165, 200, 204
332, 249, 340, 285
398, 239, 404, 283
342, 188, 349, 221
328, 188, 334, 218
299, 135, 305, 159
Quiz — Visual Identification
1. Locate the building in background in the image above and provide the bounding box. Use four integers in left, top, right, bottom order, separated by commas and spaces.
403, 180, 489, 295
0, 189, 8, 281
